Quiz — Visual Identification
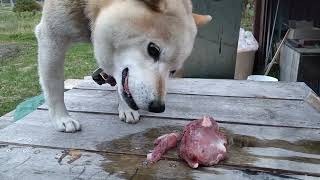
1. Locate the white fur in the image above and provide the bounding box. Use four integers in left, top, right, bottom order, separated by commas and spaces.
35, 22, 81, 132
118, 94, 140, 123
36, 0, 208, 132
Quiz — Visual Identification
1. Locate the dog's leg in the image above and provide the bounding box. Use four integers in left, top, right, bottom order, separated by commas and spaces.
35, 24, 81, 133
118, 96, 140, 124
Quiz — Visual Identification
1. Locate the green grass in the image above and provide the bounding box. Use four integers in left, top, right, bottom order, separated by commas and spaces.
0, 8, 41, 35
0, 6, 96, 116
241, 0, 255, 31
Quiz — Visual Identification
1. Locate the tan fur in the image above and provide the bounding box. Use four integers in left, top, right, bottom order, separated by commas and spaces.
36, 0, 212, 130
84, 0, 114, 25
193, 13, 213, 27
68, 0, 91, 39
130, 14, 172, 41
139, 0, 167, 12
156, 76, 165, 99
42, 0, 211, 41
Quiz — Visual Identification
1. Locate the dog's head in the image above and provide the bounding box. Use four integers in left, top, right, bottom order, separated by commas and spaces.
92, 0, 211, 112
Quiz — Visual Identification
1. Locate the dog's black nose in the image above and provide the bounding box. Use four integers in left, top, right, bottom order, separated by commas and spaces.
148, 101, 165, 113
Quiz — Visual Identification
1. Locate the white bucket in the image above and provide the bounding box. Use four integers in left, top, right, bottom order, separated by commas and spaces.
247, 75, 278, 82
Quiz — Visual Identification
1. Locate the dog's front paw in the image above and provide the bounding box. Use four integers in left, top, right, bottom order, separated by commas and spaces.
53, 116, 81, 133
118, 103, 140, 124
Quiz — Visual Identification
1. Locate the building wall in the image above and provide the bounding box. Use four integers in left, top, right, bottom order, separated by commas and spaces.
254, 0, 320, 72
182, 0, 242, 79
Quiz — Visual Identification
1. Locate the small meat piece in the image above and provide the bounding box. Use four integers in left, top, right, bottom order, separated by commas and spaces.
146, 116, 227, 168
179, 116, 227, 168
147, 132, 181, 163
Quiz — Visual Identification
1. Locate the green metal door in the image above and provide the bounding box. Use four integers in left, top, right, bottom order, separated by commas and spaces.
183, 0, 242, 79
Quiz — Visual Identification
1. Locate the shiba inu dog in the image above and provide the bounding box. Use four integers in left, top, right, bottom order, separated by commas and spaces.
35, 0, 212, 132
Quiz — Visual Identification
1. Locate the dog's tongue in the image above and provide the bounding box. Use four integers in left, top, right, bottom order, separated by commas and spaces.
124, 75, 131, 95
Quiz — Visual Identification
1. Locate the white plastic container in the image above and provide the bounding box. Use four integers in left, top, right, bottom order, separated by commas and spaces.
234, 28, 259, 80
247, 75, 278, 82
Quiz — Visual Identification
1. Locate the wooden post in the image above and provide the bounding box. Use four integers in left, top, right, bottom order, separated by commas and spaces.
253, 0, 267, 73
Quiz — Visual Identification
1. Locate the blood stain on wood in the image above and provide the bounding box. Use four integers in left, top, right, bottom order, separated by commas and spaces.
56, 149, 82, 164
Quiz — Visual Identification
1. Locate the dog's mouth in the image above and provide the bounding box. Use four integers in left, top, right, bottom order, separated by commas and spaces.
122, 68, 139, 110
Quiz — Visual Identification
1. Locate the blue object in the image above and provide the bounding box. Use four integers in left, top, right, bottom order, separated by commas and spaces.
13, 95, 45, 121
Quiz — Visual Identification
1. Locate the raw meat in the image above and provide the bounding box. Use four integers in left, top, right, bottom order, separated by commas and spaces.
147, 132, 181, 163
179, 116, 227, 168
146, 116, 227, 168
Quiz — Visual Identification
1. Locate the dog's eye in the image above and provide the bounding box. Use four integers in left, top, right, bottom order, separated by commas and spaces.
170, 70, 176, 77
148, 42, 161, 61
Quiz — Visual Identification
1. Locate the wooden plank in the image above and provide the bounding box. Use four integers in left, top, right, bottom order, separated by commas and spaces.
75, 78, 311, 100
0, 110, 319, 176
0, 145, 309, 180
39, 88, 320, 129
0, 110, 15, 130
280, 45, 301, 82
280, 45, 292, 81
291, 50, 300, 81
305, 92, 320, 112
64, 79, 82, 90
0, 118, 14, 130
0, 145, 112, 180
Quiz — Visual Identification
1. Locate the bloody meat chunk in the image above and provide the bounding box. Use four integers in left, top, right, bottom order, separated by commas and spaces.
179, 116, 227, 168
147, 116, 227, 168
147, 132, 181, 163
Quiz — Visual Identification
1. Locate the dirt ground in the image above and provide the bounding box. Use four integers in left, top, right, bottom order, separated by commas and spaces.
0, 43, 21, 59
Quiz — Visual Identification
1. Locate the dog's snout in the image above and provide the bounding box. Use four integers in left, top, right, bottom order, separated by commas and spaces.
148, 101, 165, 113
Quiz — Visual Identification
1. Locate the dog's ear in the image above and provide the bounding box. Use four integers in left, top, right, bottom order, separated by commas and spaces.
139, 0, 167, 12
193, 13, 212, 27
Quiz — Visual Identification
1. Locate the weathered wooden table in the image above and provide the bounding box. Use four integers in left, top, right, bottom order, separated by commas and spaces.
0, 79, 320, 179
